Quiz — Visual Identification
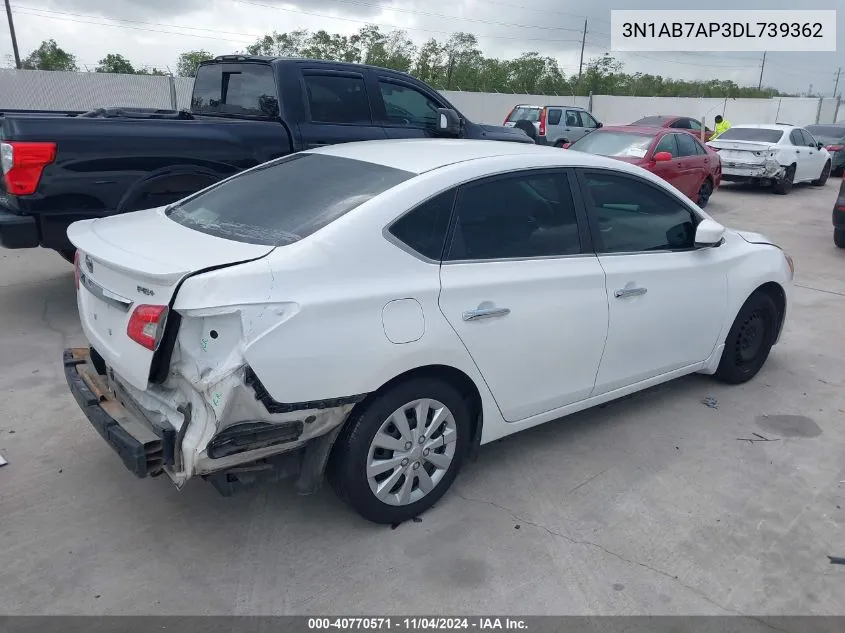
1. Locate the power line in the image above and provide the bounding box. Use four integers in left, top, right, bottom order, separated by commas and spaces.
231, 0, 585, 35
12, 4, 585, 45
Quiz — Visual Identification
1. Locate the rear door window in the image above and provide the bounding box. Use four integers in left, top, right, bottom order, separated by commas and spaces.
546, 108, 563, 125
675, 133, 699, 157
191, 63, 279, 117
303, 73, 372, 124
166, 154, 414, 245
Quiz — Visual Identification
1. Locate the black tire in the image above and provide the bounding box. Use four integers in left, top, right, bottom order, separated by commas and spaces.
714, 292, 778, 385
58, 249, 76, 264
697, 178, 713, 208
553, 139, 568, 148
328, 377, 471, 524
772, 164, 795, 195
835, 228, 845, 249
812, 161, 831, 186
513, 119, 537, 142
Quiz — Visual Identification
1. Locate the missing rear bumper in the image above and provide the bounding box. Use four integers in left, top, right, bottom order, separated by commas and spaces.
63, 347, 173, 477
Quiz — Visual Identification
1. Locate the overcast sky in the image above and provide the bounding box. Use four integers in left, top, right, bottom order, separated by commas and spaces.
1, 0, 842, 95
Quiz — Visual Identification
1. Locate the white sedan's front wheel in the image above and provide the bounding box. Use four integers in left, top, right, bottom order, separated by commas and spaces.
328, 377, 470, 524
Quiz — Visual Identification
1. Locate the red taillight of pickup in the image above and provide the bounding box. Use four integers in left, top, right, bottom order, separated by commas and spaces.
127, 305, 169, 351
825, 144, 843, 152
0, 141, 57, 195
503, 107, 516, 125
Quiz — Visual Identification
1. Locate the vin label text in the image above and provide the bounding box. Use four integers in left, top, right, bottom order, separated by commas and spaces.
610, 10, 836, 52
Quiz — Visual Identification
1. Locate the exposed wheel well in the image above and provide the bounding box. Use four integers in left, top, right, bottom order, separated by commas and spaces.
352, 365, 484, 451
754, 281, 786, 341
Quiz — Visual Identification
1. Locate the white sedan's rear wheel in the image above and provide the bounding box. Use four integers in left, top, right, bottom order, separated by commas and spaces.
328, 377, 470, 524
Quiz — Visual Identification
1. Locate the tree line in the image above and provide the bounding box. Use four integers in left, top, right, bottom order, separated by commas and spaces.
15, 28, 790, 99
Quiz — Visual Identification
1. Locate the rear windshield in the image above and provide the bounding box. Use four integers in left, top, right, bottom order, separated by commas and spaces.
715, 128, 783, 143
806, 125, 845, 142
507, 106, 541, 123
166, 154, 414, 245
569, 131, 654, 158
191, 62, 279, 118
632, 116, 670, 126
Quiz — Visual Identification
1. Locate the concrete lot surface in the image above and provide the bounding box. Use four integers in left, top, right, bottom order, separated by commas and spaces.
1, 179, 844, 616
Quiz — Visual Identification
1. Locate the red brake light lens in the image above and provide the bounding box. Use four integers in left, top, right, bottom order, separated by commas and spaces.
0, 141, 57, 195
825, 145, 843, 152
539, 108, 547, 137
503, 107, 515, 125
127, 304, 169, 351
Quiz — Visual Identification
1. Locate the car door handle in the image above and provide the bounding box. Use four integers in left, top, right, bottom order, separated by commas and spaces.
462, 307, 511, 321
614, 287, 647, 299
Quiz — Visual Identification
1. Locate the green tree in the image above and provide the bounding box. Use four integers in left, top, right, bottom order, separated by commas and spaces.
241, 26, 790, 98
95, 53, 135, 74
176, 50, 214, 77
137, 67, 169, 76
21, 39, 78, 71
245, 30, 309, 57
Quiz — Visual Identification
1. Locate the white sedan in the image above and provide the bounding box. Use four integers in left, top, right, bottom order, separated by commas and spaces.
64, 139, 794, 524
708, 123, 831, 193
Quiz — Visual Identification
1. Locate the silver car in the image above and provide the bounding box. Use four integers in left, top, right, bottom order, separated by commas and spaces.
504, 104, 603, 146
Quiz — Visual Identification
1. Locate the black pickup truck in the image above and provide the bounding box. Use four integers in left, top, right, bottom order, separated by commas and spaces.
0, 56, 532, 260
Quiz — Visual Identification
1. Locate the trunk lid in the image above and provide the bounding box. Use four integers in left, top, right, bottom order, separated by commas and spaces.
707, 139, 775, 153
68, 207, 274, 390
707, 139, 776, 164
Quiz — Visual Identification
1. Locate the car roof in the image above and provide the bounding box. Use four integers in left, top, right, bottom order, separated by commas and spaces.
633, 115, 680, 121
595, 125, 665, 135
308, 138, 648, 175
513, 104, 587, 110
730, 123, 797, 131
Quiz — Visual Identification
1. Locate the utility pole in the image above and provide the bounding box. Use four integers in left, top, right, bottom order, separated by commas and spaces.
757, 51, 766, 90
4, 0, 21, 69
578, 18, 587, 81
834, 66, 841, 97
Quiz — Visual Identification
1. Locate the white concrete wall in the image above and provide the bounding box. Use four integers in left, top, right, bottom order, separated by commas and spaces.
438, 90, 590, 125
439, 91, 841, 128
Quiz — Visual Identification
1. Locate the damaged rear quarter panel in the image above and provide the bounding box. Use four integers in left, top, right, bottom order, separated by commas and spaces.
164, 253, 355, 478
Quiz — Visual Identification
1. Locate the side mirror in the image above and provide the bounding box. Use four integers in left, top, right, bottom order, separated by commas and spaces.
654, 151, 673, 162
694, 218, 725, 247
597, 122, 603, 128
817, 142, 824, 150
435, 108, 461, 136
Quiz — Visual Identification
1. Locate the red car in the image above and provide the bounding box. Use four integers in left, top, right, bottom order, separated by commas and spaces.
566, 125, 722, 207
630, 115, 715, 142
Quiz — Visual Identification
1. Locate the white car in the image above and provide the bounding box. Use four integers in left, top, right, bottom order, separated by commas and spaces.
64, 139, 794, 524
707, 123, 831, 194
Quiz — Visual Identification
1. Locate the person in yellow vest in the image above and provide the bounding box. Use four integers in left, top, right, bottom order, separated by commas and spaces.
711, 115, 731, 139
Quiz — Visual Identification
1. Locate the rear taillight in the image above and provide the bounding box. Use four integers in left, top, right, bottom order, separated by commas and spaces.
127, 304, 169, 351
539, 108, 547, 137
503, 107, 515, 125
825, 144, 843, 152
0, 141, 57, 195
73, 251, 80, 289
